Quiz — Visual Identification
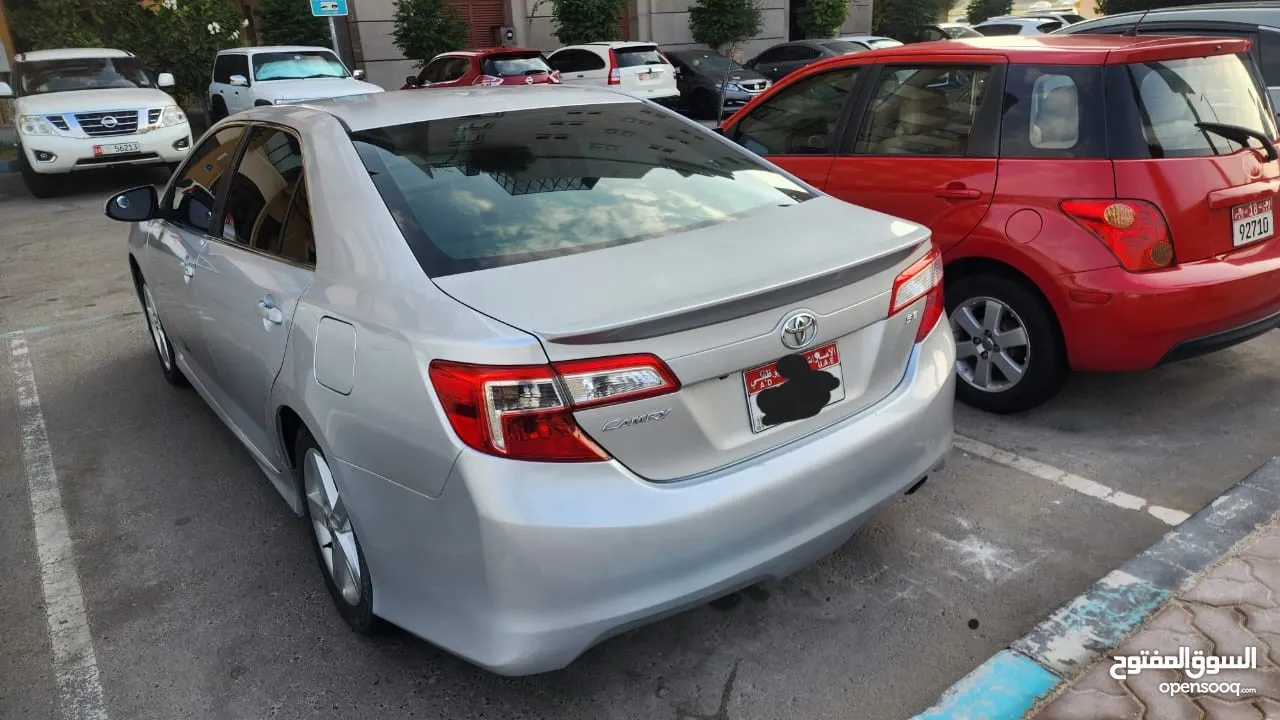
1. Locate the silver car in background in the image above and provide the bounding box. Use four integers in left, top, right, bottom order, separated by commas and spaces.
104, 86, 955, 675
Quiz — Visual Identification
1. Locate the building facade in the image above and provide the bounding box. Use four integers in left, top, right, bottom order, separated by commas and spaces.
342, 0, 872, 90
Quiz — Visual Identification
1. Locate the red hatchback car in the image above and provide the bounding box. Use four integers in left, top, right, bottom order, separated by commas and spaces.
719, 35, 1280, 413
402, 48, 560, 90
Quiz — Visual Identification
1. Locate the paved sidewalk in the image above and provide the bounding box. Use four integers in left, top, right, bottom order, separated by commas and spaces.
1033, 515, 1280, 719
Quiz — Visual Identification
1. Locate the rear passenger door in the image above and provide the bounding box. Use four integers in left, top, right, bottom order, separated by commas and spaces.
824, 59, 1004, 254
194, 125, 316, 459
724, 65, 864, 190
547, 49, 607, 86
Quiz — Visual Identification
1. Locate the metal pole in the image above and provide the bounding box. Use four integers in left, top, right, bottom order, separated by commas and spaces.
328, 16, 340, 56
716, 47, 732, 126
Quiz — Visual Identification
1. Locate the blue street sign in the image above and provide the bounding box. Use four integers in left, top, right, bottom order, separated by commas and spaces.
310, 0, 348, 17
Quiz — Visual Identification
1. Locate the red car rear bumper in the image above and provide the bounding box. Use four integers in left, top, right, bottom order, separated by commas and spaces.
1056, 239, 1280, 372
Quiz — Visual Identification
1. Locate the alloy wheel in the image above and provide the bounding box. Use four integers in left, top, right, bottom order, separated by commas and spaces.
143, 285, 173, 371
950, 296, 1031, 393
304, 448, 362, 606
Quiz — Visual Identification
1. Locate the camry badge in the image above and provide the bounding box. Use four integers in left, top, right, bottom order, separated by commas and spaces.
602, 409, 671, 432
779, 311, 818, 350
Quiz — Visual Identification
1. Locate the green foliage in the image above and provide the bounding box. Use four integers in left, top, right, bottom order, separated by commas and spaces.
873, 0, 953, 34
688, 0, 762, 52
965, 0, 1012, 24
544, 0, 627, 46
799, 0, 848, 38
9, 0, 245, 107
255, 0, 330, 47
392, 0, 469, 68
1095, 0, 1231, 14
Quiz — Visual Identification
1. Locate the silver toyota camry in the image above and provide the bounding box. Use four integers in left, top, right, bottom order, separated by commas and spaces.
104, 86, 955, 675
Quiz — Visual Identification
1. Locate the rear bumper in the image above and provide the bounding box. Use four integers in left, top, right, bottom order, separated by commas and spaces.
1058, 239, 1280, 371
340, 322, 955, 676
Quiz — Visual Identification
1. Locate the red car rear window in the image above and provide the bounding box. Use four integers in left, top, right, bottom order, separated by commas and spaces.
482, 53, 552, 77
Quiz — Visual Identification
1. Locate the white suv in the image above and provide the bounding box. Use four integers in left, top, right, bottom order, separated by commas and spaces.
546, 42, 680, 107
208, 46, 383, 120
0, 48, 193, 198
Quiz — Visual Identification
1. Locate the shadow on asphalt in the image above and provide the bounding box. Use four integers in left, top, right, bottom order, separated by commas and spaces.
0, 166, 171, 202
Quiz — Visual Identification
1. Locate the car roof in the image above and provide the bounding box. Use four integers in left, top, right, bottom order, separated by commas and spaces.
221, 45, 337, 55
975, 16, 1058, 25
438, 47, 543, 57
578, 41, 657, 49
276, 85, 638, 132
802, 34, 1250, 65
836, 34, 897, 41
16, 48, 132, 62
1064, 0, 1280, 26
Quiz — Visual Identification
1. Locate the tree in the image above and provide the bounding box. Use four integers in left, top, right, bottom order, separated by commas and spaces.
392, 0, 468, 68
798, 0, 848, 38
874, 0, 953, 35
9, 0, 145, 51
688, 0, 762, 53
965, 0, 1011, 24
541, 0, 627, 46
255, 0, 330, 47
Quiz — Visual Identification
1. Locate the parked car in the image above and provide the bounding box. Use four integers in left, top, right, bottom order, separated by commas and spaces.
719, 35, 1280, 413
546, 41, 679, 106
0, 48, 192, 199
987, 12, 1086, 25
745, 40, 866, 81
973, 16, 1067, 35
835, 34, 907, 51
402, 48, 559, 89
1053, 1, 1280, 114
208, 46, 382, 121
666, 49, 771, 118
883, 22, 986, 43
103, 85, 953, 676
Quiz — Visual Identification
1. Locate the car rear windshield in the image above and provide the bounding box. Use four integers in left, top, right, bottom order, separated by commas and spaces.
1125, 53, 1274, 159
943, 26, 984, 38
614, 46, 666, 67
866, 38, 905, 49
482, 53, 552, 77
351, 102, 817, 277
821, 40, 866, 53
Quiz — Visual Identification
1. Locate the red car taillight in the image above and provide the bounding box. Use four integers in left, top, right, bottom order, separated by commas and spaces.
550, 70, 562, 83
889, 246, 945, 344
1060, 199, 1175, 272
607, 48, 621, 85
428, 354, 680, 462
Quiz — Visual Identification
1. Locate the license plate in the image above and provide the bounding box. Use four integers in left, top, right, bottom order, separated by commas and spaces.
742, 342, 845, 434
1233, 198, 1273, 247
93, 142, 140, 157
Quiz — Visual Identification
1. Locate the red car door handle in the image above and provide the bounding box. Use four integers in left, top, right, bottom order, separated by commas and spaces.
935, 184, 983, 200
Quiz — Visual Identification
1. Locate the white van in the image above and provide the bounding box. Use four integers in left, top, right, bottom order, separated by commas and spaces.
546, 42, 679, 107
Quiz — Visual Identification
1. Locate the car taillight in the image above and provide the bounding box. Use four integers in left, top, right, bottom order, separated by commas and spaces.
472, 74, 504, 86
1060, 199, 1175, 272
889, 246, 945, 344
607, 49, 621, 84
550, 70, 562, 83
428, 354, 679, 462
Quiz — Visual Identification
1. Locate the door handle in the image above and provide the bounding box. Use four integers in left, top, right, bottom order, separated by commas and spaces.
935, 183, 983, 200
256, 297, 283, 326
182, 261, 194, 283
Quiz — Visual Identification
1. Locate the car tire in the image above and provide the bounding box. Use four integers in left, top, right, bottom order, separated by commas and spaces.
138, 278, 189, 387
296, 427, 379, 635
18, 150, 58, 199
945, 272, 1068, 414
209, 96, 228, 122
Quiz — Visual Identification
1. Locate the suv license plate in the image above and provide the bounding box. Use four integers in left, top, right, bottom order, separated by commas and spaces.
1233, 198, 1273, 247
94, 142, 140, 157
742, 342, 845, 434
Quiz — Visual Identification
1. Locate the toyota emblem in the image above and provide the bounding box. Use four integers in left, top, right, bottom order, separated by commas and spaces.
779, 311, 818, 350
101, 115, 119, 128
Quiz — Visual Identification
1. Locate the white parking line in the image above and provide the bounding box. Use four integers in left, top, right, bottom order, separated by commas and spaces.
8, 333, 110, 720
954, 435, 1192, 527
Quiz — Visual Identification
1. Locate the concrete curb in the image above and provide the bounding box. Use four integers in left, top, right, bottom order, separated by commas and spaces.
911, 455, 1280, 720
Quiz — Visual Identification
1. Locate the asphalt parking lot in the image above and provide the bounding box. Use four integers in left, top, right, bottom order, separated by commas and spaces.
3, 170, 1279, 720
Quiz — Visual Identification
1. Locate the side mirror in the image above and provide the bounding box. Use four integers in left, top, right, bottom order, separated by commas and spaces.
157, 72, 176, 88
104, 185, 158, 223
0, 81, 12, 98
229, 74, 248, 87
405, 76, 419, 88
353, 69, 366, 80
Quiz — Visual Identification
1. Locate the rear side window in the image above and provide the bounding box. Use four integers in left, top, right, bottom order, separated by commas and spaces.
1000, 64, 1107, 159
1037, 21, 1063, 32
614, 46, 665, 67
483, 53, 551, 77
1126, 53, 1275, 159
978, 24, 1023, 36
352, 103, 817, 276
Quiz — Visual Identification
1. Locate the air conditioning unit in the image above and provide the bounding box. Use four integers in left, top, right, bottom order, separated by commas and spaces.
493, 25, 516, 47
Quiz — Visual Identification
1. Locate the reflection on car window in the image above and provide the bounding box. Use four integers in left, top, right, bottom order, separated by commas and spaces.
1000, 64, 1106, 159
278, 181, 317, 267
222, 128, 305, 255
166, 126, 246, 234
734, 69, 858, 155
856, 65, 990, 156
352, 102, 816, 276
1130, 53, 1275, 158
1029, 74, 1079, 149
483, 54, 552, 77
18, 57, 156, 96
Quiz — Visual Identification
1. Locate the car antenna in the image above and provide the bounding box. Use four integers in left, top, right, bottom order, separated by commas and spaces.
1123, 1, 1154, 37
